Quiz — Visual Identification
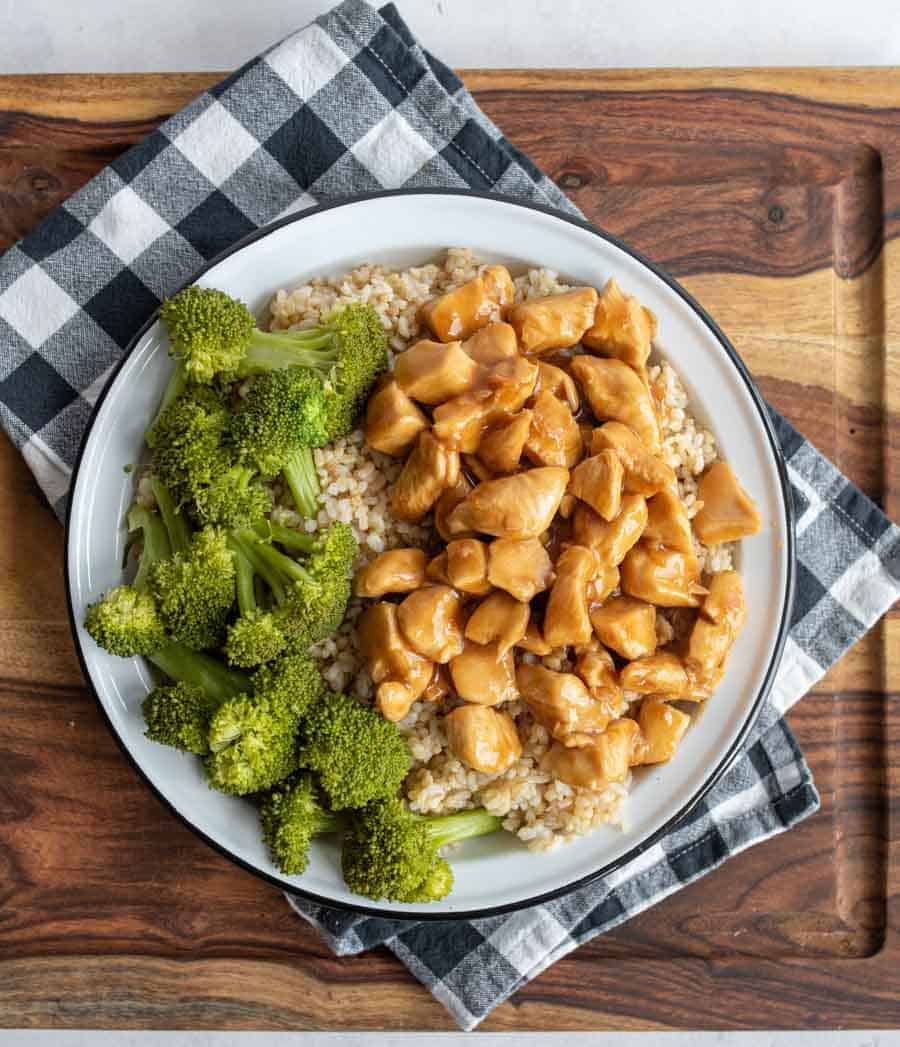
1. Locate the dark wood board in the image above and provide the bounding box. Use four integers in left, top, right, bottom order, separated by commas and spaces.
0, 68, 897, 1031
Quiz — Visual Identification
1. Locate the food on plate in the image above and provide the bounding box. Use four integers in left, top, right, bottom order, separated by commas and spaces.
83, 249, 760, 902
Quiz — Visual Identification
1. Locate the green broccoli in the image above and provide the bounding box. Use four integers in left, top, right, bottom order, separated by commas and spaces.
205, 653, 324, 795
160, 286, 255, 384
149, 527, 236, 650
342, 799, 502, 903
300, 691, 411, 810
148, 642, 249, 699
191, 462, 273, 531
224, 522, 356, 665
142, 681, 219, 754
229, 368, 325, 517
225, 609, 286, 668
250, 653, 325, 719
85, 584, 167, 657
160, 289, 387, 518
260, 773, 342, 875
85, 502, 173, 657
160, 287, 387, 392
150, 385, 230, 505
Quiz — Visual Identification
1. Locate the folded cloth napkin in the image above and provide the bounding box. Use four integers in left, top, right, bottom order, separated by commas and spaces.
1, 0, 897, 1031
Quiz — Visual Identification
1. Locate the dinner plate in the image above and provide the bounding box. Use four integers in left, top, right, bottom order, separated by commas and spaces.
65, 190, 794, 918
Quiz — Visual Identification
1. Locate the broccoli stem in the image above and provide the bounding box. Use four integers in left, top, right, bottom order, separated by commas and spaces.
150, 477, 192, 554
312, 809, 345, 835
282, 446, 320, 518
418, 809, 503, 848
149, 643, 249, 701
231, 532, 288, 605
240, 328, 339, 375
146, 359, 188, 445
229, 538, 257, 616
252, 520, 316, 554
127, 505, 171, 593
249, 539, 315, 587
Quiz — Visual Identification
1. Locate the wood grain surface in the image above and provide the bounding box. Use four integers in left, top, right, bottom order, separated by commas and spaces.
0, 68, 898, 1031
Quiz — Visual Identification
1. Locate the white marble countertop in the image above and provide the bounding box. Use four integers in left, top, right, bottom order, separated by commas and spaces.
2, 1, 897, 1044
2, 0, 899, 74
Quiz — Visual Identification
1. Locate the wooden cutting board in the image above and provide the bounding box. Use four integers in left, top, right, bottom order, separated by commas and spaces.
0, 68, 898, 1032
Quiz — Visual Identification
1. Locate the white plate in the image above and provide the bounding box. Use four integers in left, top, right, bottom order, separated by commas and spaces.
65, 190, 794, 918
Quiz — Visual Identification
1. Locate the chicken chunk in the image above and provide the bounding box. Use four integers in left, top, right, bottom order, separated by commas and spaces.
542, 718, 643, 787
582, 278, 658, 371
483, 355, 540, 416
434, 476, 474, 542
420, 267, 512, 342
588, 562, 620, 605
364, 377, 429, 456
686, 571, 746, 680
358, 602, 434, 721
353, 547, 427, 598
571, 356, 661, 453
397, 585, 465, 663
575, 645, 622, 707
394, 339, 481, 405
449, 640, 519, 706
523, 389, 583, 469
591, 422, 675, 495
465, 590, 530, 656
446, 466, 570, 539
518, 663, 615, 744
568, 449, 624, 521
486, 537, 554, 601
643, 488, 694, 554
693, 462, 762, 544
425, 550, 450, 585
543, 544, 596, 648
590, 595, 657, 659
573, 494, 648, 565
508, 287, 599, 354
516, 620, 552, 656
536, 360, 581, 413
462, 321, 518, 365
702, 570, 747, 633
391, 431, 458, 522
445, 704, 522, 774
635, 699, 690, 765
620, 542, 704, 607
422, 665, 452, 703
478, 410, 533, 474
620, 651, 688, 695
433, 392, 492, 452
445, 538, 491, 595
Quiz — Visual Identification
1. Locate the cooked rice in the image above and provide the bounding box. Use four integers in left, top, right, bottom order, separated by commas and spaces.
269, 249, 737, 852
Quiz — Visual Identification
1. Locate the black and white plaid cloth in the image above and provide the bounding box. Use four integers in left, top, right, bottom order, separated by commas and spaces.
1, 0, 897, 1031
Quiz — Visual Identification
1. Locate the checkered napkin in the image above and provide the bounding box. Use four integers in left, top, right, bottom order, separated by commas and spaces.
0, 0, 897, 1031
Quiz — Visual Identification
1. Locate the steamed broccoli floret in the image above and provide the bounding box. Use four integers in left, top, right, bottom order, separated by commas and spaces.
149, 527, 236, 650
300, 691, 411, 810
225, 610, 286, 668
84, 504, 172, 657
229, 368, 325, 517
160, 286, 255, 384
205, 693, 298, 795
85, 585, 167, 657
250, 653, 325, 718
260, 773, 342, 875
191, 462, 273, 530
226, 522, 356, 661
230, 367, 329, 474
341, 799, 501, 903
160, 287, 387, 394
204, 653, 325, 795
150, 386, 230, 504
142, 681, 219, 754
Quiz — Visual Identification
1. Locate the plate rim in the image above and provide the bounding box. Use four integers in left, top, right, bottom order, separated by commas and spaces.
64, 187, 796, 920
